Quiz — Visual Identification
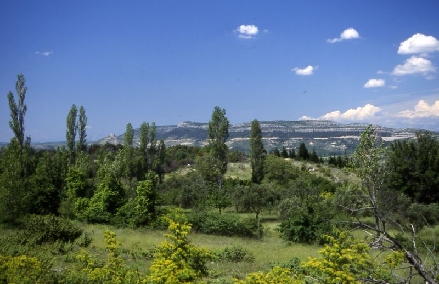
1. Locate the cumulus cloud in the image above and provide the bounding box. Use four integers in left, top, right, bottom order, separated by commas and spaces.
35, 51, 53, 56
364, 78, 385, 88
292, 65, 318, 76
398, 100, 439, 118
398, 33, 439, 54
236, 25, 258, 39
299, 104, 382, 122
392, 56, 437, 76
327, 28, 360, 43
321, 104, 382, 120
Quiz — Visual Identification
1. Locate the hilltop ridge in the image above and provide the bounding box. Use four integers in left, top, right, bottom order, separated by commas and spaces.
97, 120, 422, 156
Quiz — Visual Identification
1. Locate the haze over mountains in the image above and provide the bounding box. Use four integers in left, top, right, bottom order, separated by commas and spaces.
95, 120, 428, 156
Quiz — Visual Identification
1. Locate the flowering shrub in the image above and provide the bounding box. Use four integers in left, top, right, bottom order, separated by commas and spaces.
147, 210, 213, 283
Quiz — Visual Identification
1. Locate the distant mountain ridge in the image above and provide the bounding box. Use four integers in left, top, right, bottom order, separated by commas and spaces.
96, 120, 426, 156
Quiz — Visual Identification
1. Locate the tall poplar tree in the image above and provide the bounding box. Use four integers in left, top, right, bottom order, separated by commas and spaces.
207, 106, 230, 189
7, 74, 28, 147
250, 119, 265, 184
77, 106, 87, 151
124, 122, 134, 170
66, 104, 78, 164
148, 122, 157, 171
138, 122, 150, 178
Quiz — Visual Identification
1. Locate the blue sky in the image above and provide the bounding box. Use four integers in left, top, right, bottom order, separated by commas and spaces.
1, 1, 439, 142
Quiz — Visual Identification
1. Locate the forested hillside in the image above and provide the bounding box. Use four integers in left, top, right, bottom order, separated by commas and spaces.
2, 75, 439, 283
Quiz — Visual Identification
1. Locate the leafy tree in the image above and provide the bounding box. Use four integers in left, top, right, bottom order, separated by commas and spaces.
137, 122, 149, 178
86, 156, 125, 223
207, 106, 230, 185
148, 122, 157, 171
310, 149, 319, 163
281, 146, 288, 158
197, 106, 230, 213
297, 142, 309, 160
123, 123, 134, 189
154, 140, 166, 183
263, 155, 299, 185
1, 74, 33, 223
30, 151, 66, 215
0, 139, 33, 223
387, 132, 439, 203
278, 194, 335, 244
249, 119, 265, 184
233, 183, 277, 230
76, 105, 87, 152
7, 73, 28, 147
116, 171, 158, 227
66, 104, 78, 163
345, 125, 439, 283
350, 125, 387, 236
288, 148, 296, 159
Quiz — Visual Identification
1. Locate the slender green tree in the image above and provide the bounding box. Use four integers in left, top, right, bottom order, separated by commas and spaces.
155, 140, 166, 183
207, 106, 229, 190
298, 142, 309, 160
249, 119, 264, 184
148, 122, 157, 171
123, 123, 135, 190
7, 74, 28, 147
66, 104, 78, 163
1, 74, 34, 223
77, 105, 87, 151
138, 122, 149, 178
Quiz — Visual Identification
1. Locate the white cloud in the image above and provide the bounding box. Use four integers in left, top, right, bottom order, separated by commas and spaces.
398, 33, 439, 54
236, 25, 258, 39
321, 104, 382, 120
292, 65, 317, 76
392, 56, 436, 76
327, 28, 360, 43
398, 100, 439, 118
364, 78, 385, 88
35, 51, 53, 56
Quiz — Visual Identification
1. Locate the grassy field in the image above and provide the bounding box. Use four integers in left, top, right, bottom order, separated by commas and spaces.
75, 215, 320, 281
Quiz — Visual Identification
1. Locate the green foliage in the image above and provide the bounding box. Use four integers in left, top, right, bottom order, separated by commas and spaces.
235, 266, 299, 284
0, 254, 52, 284
263, 155, 299, 185
232, 184, 278, 220
188, 211, 262, 238
71, 230, 143, 283
7, 73, 27, 147
278, 195, 336, 244
116, 172, 158, 227
214, 246, 255, 263
66, 104, 78, 162
77, 105, 87, 152
297, 142, 309, 160
387, 131, 439, 203
302, 230, 391, 283
85, 163, 125, 223
18, 214, 83, 245
147, 210, 213, 283
249, 119, 265, 184
0, 139, 34, 224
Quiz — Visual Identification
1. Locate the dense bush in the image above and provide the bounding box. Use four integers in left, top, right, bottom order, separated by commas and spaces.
17, 214, 83, 245
214, 246, 255, 263
187, 211, 263, 238
278, 198, 335, 244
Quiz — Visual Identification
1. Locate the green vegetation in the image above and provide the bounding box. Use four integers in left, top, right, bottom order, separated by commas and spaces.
1, 74, 439, 282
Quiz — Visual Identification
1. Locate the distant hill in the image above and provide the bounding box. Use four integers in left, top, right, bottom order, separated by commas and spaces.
96, 120, 428, 156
